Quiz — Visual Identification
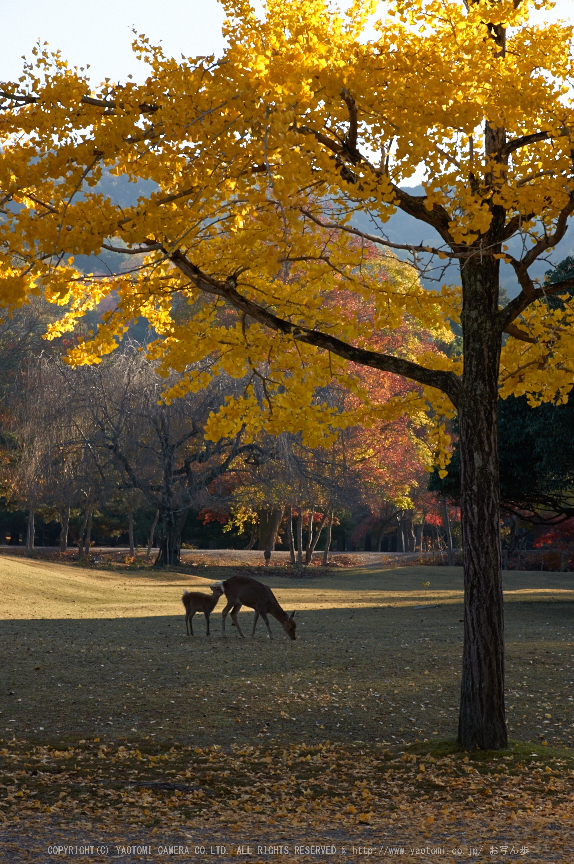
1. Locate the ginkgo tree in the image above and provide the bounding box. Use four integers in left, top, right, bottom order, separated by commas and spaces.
2, 0, 574, 749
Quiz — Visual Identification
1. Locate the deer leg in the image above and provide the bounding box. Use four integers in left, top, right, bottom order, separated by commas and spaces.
251, 611, 260, 638
221, 600, 234, 637
230, 604, 246, 638
185, 611, 190, 636
188, 611, 195, 637
259, 611, 274, 640
205, 611, 210, 636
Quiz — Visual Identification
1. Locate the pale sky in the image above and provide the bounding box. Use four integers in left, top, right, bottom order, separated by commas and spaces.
4, 0, 573, 86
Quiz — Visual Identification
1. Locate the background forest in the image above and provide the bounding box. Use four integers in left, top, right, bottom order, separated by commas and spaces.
1, 172, 573, 567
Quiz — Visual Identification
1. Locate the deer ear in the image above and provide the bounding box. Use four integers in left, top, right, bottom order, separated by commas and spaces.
289, 611, 296, 620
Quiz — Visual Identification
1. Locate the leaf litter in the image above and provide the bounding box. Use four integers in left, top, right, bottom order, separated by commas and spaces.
0, 557, 573, 861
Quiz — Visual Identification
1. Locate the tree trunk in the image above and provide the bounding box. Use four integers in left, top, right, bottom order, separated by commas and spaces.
404, 513, 415, 552
261, 507, 284, 565
85, 508, 93, 557
414, 522, 423, 553
306, 510, 329, 564
304, 507, 316, 564
244, 526, 258, 550
128, 505, 135, 557
441, 498, 455, 566
25, 508, 35, 555
287, 507, 296, 565
396, 514, 404, 552
322, 508, 334, 565
154, 508, 183, 567
78, 506, 90, 558
258, 507, 284, 564
146, 509, 160, 561
59, 501, 70, 553
296, 509, 303, 567
457, 254, 507, 750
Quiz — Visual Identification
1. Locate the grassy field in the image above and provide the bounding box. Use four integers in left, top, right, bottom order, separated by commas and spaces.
1, 556, 574, 862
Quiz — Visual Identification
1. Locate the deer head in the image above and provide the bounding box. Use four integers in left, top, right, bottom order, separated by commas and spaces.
282, 611, 296, 640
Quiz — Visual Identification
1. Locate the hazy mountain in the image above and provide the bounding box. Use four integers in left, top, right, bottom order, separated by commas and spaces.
351, 186, 574, 297
76, 174, 574, 297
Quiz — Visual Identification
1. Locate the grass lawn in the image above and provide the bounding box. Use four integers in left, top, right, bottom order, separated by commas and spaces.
1, 555, 573, 862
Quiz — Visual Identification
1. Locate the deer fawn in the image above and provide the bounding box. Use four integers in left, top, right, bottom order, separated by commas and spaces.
211, 574, 296, 640
182, 585, 224, 636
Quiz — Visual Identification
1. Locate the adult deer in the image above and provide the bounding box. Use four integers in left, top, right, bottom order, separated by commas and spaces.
211, 575, 296, 640
182, 584, 224, 636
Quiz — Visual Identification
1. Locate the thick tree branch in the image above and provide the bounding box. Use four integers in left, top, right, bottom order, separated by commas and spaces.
167, 249, 462, 407
297, 92, 456, 247
102, 242, 163, 255
519, 193, 574, 272
501, 130, 553, 158
498, 275, 574, 333
502, 323, 536, 344
340, 88, 359, 158
0, 88, 159, 114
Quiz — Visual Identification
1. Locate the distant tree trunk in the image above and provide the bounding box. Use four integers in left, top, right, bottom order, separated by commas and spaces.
322, 508, 334, 566
78, 506, 90, 558
25, 508, 35, 555
146, 509, 160, 560
59, 501, 70, 552
441, 497, 455, 566
154, 507, 186, 567
261, 507, 284, 565
414, 522, 424, 553
296, 509, 304, 567
128, 505, 135, 557
434, 523, 441, 555
306, 510, 329, 564
258, 508, 284, 564
403, 513, 415, 552
304, 507, 316, 564
396, 515, 404, 552
85, 508, 93, 557
286, 507, 296, 565
244, 526, 258, 550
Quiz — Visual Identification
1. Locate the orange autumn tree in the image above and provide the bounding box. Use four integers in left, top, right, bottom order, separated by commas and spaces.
335, 252, 447, 548
2, 0, 574, 749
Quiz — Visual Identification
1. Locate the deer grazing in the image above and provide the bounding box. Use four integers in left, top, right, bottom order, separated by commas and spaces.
211, 574, 296, 640
182, 584, 224, 636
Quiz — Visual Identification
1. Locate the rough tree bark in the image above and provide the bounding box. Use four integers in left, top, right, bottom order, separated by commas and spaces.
457, 253, 506, 750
